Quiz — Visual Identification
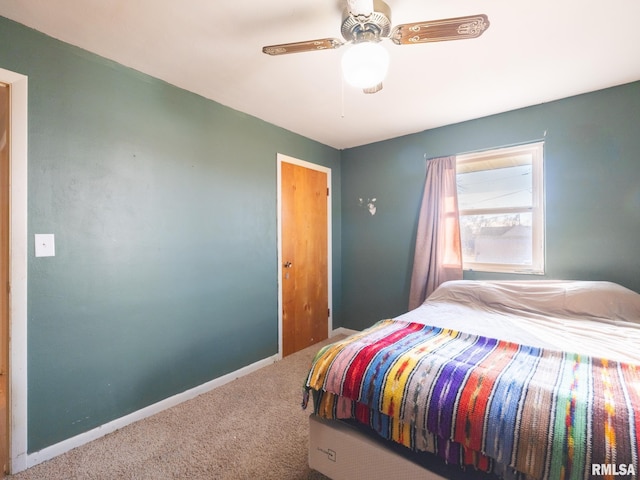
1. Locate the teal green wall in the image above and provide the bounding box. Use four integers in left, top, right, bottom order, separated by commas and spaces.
341, 82, 640, 330
0, 17, 341, 452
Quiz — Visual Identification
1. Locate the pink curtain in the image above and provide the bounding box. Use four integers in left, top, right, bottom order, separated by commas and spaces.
408, 156, 463, 310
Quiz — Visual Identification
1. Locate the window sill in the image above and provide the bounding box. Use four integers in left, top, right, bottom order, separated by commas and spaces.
463, 265, 545, 275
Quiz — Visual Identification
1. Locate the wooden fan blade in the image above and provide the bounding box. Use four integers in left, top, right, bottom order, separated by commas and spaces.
391, 14, 489, 45
262, 38, 343, 55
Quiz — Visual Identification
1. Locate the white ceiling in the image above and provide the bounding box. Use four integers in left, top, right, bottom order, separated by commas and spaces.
1, 0, 640, 149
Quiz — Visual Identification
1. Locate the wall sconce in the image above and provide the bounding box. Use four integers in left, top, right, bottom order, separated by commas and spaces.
358, 197, 377, 215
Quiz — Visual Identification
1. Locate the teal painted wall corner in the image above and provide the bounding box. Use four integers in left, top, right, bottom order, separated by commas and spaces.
340, 81, 640, 330
0, 15, 341, 452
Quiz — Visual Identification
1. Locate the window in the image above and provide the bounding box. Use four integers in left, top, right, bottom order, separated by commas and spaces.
456, 142, 544, 274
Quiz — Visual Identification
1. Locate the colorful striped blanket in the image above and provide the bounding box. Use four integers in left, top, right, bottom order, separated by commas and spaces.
303, 319, 640, 480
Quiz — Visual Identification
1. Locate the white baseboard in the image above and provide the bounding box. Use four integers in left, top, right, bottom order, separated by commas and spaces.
332, 327, 358, 337
23, 353, 279, 472
21, 327, 359, 472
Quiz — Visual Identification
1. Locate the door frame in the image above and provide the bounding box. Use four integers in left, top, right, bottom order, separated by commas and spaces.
276, 153, 332, 359
0, 68, 28, 474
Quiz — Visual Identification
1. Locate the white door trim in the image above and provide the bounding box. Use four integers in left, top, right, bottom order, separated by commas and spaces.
276, 153, 332, 358
0, 67, 28, 474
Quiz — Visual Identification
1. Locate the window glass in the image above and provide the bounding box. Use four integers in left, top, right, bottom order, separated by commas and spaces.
456, 143, 544, 274
459, 212, 533, 265
457, 164, 532, 210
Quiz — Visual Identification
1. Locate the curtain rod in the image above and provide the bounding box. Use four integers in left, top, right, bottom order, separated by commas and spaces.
424, 132, 547, 160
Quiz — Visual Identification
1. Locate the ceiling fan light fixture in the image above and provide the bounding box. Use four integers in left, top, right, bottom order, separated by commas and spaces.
346, 0, 374, 16
341, 41, 389, 89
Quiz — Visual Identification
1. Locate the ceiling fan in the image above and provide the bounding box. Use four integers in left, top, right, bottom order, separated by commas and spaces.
262, 0, 489, 93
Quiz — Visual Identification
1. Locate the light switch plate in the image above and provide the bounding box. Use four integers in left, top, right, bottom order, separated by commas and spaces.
35, 234, 55, 257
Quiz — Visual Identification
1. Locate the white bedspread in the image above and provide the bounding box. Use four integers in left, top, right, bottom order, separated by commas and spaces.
397, 280, 640, 365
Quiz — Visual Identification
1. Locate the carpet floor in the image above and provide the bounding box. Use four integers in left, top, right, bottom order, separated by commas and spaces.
7, 337, 344, 480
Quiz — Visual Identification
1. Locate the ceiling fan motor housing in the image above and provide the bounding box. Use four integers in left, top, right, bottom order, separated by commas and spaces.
341, 0, 391, 43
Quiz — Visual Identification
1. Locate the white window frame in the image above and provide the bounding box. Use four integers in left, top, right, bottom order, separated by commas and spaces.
456, 142, 545, 274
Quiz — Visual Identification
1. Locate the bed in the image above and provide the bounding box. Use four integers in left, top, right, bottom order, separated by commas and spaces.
303, 280, 640, 480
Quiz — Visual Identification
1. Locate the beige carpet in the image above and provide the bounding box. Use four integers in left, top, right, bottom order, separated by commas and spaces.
8, 337, 344, 480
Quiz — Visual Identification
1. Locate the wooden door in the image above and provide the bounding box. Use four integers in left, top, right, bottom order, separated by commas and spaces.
0, 82, 9, 473
281, 161, 329, 357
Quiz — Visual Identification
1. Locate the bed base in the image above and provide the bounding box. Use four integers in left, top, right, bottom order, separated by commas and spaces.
308, 414, 447, 480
